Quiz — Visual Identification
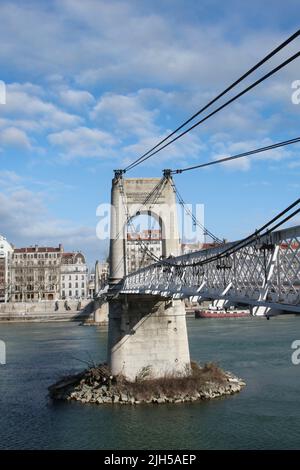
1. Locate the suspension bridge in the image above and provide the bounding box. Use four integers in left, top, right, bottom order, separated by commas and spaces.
98, 29, 300, 380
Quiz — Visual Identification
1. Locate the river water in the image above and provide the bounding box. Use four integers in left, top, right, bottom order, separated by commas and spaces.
0, 316, 300, 449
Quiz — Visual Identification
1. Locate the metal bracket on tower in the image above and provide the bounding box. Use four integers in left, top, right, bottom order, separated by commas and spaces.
163, 169, 172, 178
114, 169, 125, 179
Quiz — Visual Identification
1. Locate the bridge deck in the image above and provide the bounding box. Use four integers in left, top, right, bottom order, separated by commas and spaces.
120, 225, 300, 314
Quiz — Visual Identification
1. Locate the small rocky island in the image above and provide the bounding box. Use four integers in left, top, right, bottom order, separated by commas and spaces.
49, 362, 245, 405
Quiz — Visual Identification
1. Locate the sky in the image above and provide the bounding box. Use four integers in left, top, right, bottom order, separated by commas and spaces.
0, 0, 300, 266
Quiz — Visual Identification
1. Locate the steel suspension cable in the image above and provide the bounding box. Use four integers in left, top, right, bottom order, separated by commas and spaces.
126, 51, 300, 171
170, 181, 223, 243
124, 29, 300, 173
171, 136, 300, 174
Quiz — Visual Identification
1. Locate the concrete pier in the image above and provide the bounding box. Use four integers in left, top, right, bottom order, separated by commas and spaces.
107, 173, 191, 380
107, 295, 190, 380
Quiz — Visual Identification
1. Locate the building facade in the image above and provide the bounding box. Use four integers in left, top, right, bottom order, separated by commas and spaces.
181, 241, 220, 255
88, 272, 96, 298
10, 245, 63, 301
95, 260, 109, 292
60, 252, 88, 300
0, 236, 13, 303
8, 244, 88, 302
126, 229, 162, 274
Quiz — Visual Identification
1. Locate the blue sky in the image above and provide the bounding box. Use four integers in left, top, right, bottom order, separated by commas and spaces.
0, 0, 299, 266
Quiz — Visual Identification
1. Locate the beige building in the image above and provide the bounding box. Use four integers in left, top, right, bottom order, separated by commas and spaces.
126, 229, 162, 274
9, 244, 89, 302
10, 245, 63, 301
181, 241, 220, 255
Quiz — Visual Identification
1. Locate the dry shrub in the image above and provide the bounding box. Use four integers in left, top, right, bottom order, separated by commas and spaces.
49, 361, 228, 401
114, 361, 227, 401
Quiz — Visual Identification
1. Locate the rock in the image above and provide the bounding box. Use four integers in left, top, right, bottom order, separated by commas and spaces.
102, 396, 112, 403
228, 377, 239, 384
120, 393, 128, 402
157, 397, 165, 404
49, 362, 245, 406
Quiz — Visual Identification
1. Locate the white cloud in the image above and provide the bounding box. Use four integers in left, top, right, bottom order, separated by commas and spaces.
0, 126, 32, 149
59, 88, 95, 108
0, 184, 105, 263
210, 137, 295, 171
92, 92, 159, 138
2, 83, 81, 130
48, 126, 117, 159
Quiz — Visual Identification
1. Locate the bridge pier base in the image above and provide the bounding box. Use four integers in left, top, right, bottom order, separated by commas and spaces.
107, 295, 191, 381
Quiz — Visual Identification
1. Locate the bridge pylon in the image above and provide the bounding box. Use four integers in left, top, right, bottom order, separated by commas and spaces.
107, 172, 191, 381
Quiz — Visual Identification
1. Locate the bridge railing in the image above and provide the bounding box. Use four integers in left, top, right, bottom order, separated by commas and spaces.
121, 225, 300, 313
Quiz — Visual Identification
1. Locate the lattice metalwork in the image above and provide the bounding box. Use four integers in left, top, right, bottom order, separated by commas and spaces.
120, 225, 300, 314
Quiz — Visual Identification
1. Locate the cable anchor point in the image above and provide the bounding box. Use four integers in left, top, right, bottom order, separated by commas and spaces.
163, 169, 172, 178
114, 169, 125, 179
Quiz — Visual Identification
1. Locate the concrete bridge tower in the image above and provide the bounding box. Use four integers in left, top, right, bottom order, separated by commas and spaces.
107, 171, 191, 381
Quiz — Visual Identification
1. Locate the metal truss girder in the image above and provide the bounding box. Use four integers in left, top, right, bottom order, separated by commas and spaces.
120, 225, 300, 313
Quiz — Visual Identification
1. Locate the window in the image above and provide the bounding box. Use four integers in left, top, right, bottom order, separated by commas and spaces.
69, 290, 72, 297
69, 283, 72, 288
75, 290, 78, 297
81, 282, 85, 288
75, 282, 78, 288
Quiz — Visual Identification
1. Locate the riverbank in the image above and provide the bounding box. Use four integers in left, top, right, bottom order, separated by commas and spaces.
0, 299, 109, 323
49, 361, 245, 405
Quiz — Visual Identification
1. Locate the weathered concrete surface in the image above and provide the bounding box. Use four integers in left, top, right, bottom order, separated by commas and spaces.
108, 174, 190, 380
0, 299, 94, 322
109, 175, 181, 283
108, 295, 190, 380
94, 300, 109, 324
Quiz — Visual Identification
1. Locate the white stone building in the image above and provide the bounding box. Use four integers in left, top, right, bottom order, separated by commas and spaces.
126, 229, 162, 274
60, 252, 88, 300
88, 272, 95, 298
0, 235, 13, 302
